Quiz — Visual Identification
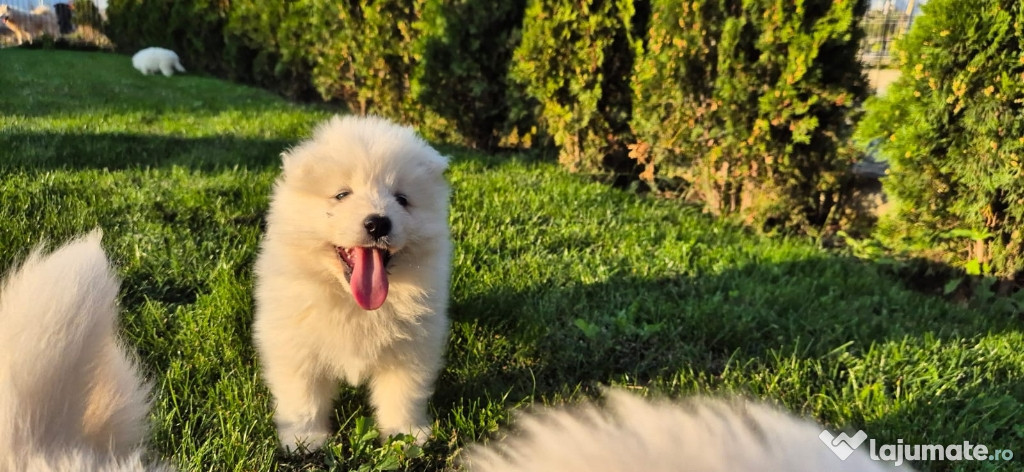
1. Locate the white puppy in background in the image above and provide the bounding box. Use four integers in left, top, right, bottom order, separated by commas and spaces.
463, 389, 909, 472
254, 115, 452, 452
0, 231, 170, 471
131, 47, 186, 76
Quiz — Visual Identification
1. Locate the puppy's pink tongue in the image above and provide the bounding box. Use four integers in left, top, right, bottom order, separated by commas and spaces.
349, 247, 389, 310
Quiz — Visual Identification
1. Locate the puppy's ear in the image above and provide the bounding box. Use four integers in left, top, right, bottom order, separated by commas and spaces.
280, 116, 340, 179
280, 149, 299, 176
420, 150, 449, 178
280, 145, 313, 179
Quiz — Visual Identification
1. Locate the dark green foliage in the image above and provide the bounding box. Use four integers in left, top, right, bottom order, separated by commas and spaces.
509, 0, 640, 172
104, 0, 869, 233
631, 0, 869, 231
169, 0, 228, 75
105, 0, 177, 52
108, 0, 528, 146
221, 1, 302, 95
105, 0, 228, 75
630, 0, 726, 183
412, 0, 528, 148
72, 0, 104, 29
302, 0, 419, 120
107, 0, 317, 99
856, 0, 1024, 278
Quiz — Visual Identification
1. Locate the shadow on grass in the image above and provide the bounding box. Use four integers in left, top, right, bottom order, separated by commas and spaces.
0, 130, 546, 175
436, 254, 1022, 447
0, 130, 292, 171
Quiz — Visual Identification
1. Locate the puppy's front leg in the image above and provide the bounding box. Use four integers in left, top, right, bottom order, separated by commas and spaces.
368, 361, 436, 443
263, 356, 336, 452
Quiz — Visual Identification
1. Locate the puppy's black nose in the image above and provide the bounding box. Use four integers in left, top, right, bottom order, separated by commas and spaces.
363, 215, 392, 240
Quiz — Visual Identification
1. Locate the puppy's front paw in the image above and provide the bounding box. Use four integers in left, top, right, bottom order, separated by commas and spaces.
409, 423, 432, 444
278, 425, 330, 454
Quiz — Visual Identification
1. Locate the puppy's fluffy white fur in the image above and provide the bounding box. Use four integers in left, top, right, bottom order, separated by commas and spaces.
254, 115, 451, 451
0, 231, 169, 472
463, 390, 907, 472
131, 47, 186, 77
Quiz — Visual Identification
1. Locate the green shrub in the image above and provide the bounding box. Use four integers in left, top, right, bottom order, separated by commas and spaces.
72, 0, 104, 30
301, 1, 419, 121
107, 0, 426, 114
168, 0, 228, 75
629, 0, 725, 185
222, 1, 315, 99
108, 0, 317, 99
509, 0, 640, 172
856, 0, 1024, 278
106, 0, 227, 75
631, 0, 869, 231
412, 0, 528, 148
105, 0, 176, 52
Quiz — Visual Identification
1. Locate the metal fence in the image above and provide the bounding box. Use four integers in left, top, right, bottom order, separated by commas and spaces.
0, 0, 107, 47
859, 6, 921, 67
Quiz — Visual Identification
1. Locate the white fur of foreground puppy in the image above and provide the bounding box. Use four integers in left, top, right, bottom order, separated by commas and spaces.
131, 47, 186, 76
0, 231, 169, 472
254, 115, 452, 452
464, 390, 907, 472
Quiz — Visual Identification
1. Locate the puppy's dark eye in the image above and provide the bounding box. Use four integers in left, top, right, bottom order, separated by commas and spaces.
334, 191, 351, 200
395, 194, 409, 207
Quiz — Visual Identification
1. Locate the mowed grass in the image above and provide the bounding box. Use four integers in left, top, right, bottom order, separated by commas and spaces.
1, 48, 1021, 471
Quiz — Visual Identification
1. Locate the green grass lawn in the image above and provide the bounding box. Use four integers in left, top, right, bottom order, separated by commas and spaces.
1, 48, 1021, 471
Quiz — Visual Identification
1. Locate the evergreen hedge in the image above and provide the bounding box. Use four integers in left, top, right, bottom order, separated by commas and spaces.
856, 0, 1024, 278
106, 0, 228, 77
219, 1, 313, 99
630, 0, 869, 231
104, 0, 871, 234
305, 1, 419, 120
509, 0, 639, 172
413, 0, 527, 148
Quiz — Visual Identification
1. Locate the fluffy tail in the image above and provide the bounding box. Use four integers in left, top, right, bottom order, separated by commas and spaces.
173, 59, 185, 73
0, 231, 151, 462
463, 389, 906, 472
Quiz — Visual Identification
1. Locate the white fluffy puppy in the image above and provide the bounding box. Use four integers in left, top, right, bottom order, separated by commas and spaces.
0, 231, 169, 472
464, 390, 908, 472
131, 47, 186, 77
254, 115, 452, 452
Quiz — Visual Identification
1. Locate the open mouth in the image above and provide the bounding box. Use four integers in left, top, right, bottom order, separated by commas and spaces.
337, 246, 393, 277
336, 246, 392, 311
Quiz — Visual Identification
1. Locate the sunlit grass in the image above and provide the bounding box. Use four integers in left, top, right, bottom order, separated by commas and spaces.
1, 48, 1020, 471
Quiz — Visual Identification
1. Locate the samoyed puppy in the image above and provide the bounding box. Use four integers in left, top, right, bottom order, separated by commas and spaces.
254, 115, 452, 452
0, 231, 170, 471
463, 389, 908, 472
131, 47, 186, 77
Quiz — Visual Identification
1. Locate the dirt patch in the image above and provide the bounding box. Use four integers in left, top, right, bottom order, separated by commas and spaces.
866, 68, 901, 95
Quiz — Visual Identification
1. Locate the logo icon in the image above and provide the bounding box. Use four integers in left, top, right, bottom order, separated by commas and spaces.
819, 430, 869, 460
